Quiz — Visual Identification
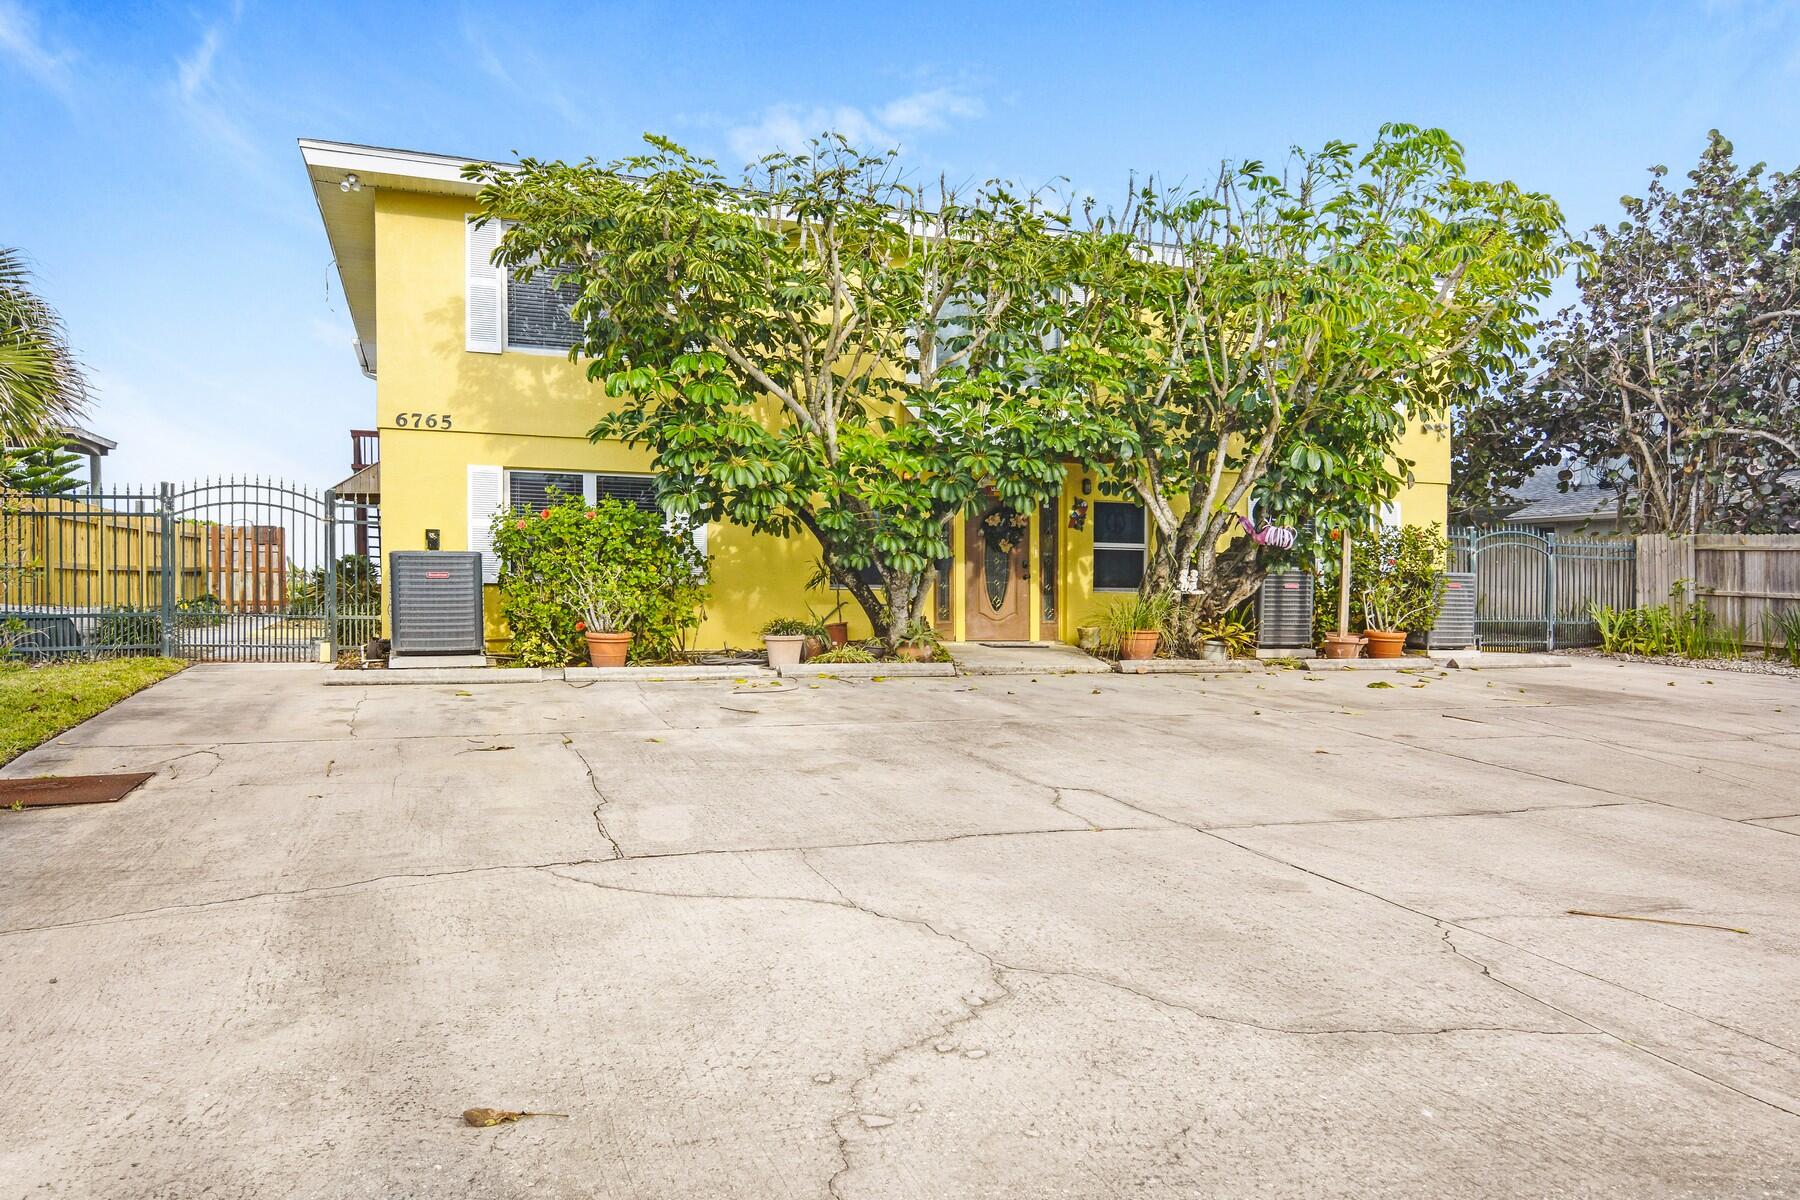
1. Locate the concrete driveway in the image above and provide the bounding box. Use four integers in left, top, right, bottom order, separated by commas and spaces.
2, 659, 1797, 1198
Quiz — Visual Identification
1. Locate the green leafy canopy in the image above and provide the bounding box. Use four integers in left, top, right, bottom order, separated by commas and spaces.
468, 136, 1123, 643
1053, 124, 1572, 644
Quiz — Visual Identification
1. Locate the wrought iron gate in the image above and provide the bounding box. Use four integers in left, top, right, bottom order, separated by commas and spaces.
2, 478, 379, 662
1450, 526, 1635, 651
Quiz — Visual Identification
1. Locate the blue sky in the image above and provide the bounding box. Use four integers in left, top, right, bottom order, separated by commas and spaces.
3, 0, 1799, 487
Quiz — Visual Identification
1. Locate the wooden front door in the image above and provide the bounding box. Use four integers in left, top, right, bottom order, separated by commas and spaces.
964, 501, 1031, 641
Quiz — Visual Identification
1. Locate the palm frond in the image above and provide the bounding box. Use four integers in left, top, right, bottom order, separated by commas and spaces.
0, 247, 88, 442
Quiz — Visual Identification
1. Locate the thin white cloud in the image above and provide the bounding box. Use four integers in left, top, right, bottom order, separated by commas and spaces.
176, 25, 222, 99
0, 0, 75, 95
169, 9, 263, 167
726, 86, 985, 163
878, 87, 985, 132
460, 15, 588, 131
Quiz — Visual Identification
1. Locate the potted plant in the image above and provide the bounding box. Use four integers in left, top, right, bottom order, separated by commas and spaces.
1193, 613, 1256, 662
805, 561, 852, 647
893, 617, 941, 662
1357, 523, 1448, 659
571, 563, 637, 667
800, 612, 838, 659
1361, 578, 1434, 659
761, 617, 810, 667
1098, 592, 1174, 661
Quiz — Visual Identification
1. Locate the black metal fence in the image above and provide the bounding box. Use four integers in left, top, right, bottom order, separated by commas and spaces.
1450, 526, 1636, 651
1, 479, 379, 662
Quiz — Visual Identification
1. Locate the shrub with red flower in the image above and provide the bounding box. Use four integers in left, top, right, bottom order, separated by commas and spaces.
488, 491, 710, 668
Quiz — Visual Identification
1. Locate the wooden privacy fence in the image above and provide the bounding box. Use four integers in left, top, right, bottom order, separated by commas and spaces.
1636, 534, 1800, 648
2, 488, 206, 609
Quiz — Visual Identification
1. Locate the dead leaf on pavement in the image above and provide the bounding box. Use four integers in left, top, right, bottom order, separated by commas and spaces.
462, 1107, 569, 1128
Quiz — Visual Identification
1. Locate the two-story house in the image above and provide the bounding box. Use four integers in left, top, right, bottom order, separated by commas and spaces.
300, 138, 1452, 651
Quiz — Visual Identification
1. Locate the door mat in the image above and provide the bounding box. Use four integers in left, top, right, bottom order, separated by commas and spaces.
0, 772, 156, 809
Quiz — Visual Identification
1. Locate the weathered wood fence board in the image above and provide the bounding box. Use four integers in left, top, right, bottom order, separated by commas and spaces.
1636, 534, 1800, 647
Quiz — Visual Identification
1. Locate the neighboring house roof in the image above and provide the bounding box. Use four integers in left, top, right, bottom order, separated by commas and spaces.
4, 424, 114, 456
1502, 465, 1622, 523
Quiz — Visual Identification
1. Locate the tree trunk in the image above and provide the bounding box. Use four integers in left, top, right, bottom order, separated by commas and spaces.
1147, 523, 1265, 656
878, 569, 927, 648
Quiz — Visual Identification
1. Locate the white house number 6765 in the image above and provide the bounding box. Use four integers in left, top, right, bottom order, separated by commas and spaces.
393, 413, 452, 429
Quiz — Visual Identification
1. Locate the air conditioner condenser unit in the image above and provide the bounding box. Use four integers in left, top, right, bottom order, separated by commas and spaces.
388, 551, 486, 664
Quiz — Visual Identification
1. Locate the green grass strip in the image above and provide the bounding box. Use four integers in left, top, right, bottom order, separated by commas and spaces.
0, 658, 187, 766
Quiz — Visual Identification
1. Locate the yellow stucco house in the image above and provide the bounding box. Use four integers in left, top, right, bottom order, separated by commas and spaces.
300, 138, 1449, 652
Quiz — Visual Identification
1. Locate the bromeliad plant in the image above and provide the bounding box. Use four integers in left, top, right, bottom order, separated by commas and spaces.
1193, 612, 1257, 658
490, 493, 708, 667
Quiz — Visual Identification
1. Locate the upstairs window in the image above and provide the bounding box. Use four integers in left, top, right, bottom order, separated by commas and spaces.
1092, 501, 1146, 591
466, 215, 585, 354
506, 265, 584, 352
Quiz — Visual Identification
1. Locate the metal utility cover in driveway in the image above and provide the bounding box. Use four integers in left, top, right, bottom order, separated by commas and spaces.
0, 772, 155, 808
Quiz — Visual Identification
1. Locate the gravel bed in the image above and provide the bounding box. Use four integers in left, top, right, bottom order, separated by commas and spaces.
1563, 647, 1800, 680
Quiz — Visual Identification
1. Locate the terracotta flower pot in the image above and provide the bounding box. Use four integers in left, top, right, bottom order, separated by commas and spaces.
825, 622, 849, 648
1320, 633, 1365, 660
802, 635, 825, 661
583, 631, 633, 667
764, 634, 805, 667
1363, 630, 1408, 659
895, 643, 932, 662
1118, 629, 1160, 661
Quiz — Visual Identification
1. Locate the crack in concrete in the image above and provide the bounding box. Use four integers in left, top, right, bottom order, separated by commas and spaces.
1204, 827, 1800, 1121
0, 827, 1174, 939
1439, 927, 1800, 1119
536, 856, 1015, 1200
154, 746, 222, 782
997, 963, 1596, 1040
538, 854, 1608, 1200
1205, 800, 1637, 832
560, 737, 624, 861
0, 858, 612, 938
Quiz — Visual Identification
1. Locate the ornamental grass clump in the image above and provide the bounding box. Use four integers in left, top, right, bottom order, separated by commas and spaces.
490, 492, 708, 667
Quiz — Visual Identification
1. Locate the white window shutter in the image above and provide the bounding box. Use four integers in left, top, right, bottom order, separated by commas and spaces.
465, 217, 505, 353
468, 465, 504, 582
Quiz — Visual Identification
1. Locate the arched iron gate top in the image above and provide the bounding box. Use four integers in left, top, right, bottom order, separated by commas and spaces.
170, 477, 332, 519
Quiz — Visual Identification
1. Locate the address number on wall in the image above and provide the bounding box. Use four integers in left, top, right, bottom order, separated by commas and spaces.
393, 413, 453, 429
